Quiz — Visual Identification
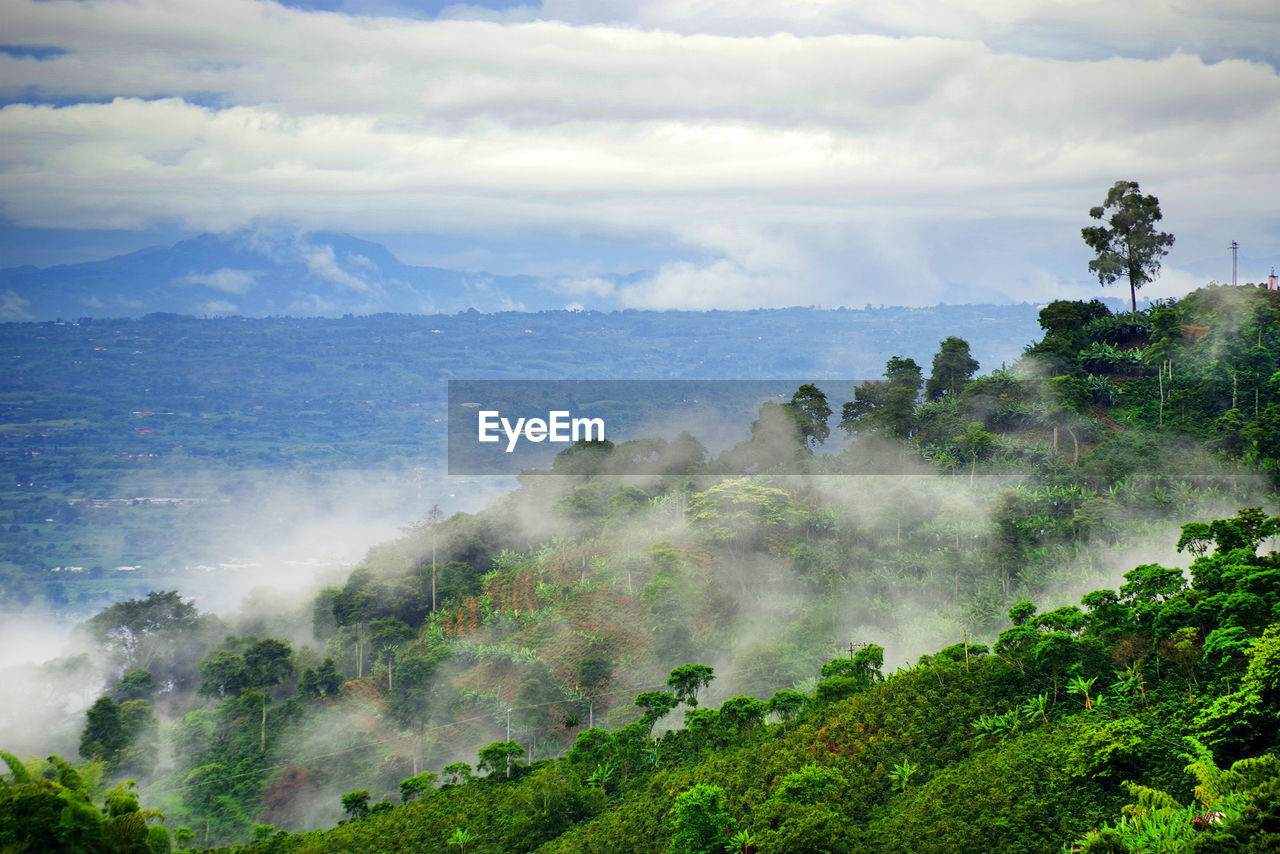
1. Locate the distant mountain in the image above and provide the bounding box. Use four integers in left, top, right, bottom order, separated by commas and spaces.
0, 229, 603, 320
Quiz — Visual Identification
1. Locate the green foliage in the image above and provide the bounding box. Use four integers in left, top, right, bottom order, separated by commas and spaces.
840, 356, 924, 439
887, 759, 918, 793
785, 384, 833, 449
448, 827, 477, 852
399, 771, 437, 804
341, 790, 371, 820
1082, 180, 1175, 311
1196, 624, 1280, 759
668, 784, 734, 854
767, 689, 807, 723
476, 741, 526, 779
667, 664, 715, 708
773, 765, 844, 805
0, 757, 162, 854
926, 336, 980, 401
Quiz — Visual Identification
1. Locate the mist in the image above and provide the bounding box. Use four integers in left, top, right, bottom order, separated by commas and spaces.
5, 373, 1275, 844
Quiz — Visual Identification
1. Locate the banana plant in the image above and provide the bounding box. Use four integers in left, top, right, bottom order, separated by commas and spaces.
888, 759, 919, 792
1114, 666, 1148, 707
448, 828, 476, 853
993, 709, 1022, 737
971, 715, 999, 741
729, 829, 755, 854
1020, 693, 1049, 725
585, 761, 618, 795
1067, 675, 1098, 710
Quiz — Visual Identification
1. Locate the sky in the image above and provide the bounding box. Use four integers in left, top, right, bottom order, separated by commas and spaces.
1, 0, 1279, 309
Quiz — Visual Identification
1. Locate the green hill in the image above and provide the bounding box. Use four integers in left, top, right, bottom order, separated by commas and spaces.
5, 284, 1280, 853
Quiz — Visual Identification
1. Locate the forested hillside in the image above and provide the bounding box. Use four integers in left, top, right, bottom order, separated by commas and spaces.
4, 284, 1280, 853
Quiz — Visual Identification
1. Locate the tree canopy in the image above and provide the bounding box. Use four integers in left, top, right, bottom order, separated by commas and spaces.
1081, 180, 1175, 312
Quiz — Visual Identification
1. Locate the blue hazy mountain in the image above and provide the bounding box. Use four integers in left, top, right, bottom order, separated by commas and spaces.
0, 229, 597, 320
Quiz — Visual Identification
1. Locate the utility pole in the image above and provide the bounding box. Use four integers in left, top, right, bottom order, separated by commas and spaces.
506, 707, 514, 778
1231, 240, 1239, 286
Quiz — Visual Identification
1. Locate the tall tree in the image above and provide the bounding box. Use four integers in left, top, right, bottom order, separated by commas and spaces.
926, 337, 980, 400
840, 356, 923, 439
80, 590, 199, 673
667, 664, 715, 708
784, 384, 832, 448
1082, 180, 1175, 312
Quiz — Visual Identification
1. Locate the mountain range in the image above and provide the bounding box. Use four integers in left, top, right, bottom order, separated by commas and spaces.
0, 230, 616, 320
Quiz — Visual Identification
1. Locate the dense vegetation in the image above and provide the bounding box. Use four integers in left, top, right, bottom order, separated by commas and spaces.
4, 283, 1280, 852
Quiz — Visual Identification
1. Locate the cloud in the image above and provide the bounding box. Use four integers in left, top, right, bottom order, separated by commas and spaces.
0, 289, 33, 320
0, 0, 1277, 307
296, 242, 373, 293
178, 267, 261, 294
554, 276, 616, 299
195, 298, 239, 314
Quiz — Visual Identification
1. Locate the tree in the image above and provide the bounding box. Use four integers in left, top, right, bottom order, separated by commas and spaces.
426, 504, 443, 612
841, 356, 922, 439
888, 759, 919, 792
0, 755, 163, 854
657, 430, 708, 473
476, 740, 525, 779
442, 762, 473, 785
197, 651, 248, 699
399, 771, 437, 803
718, 695, 768, 734
242, 638, 293, 690
816, 645, 884, 704
110, 670, 156, 703
1082, 180, 1175, 312
768, 689, 807, 725
784, 384, 832, 448
773, 764, 843, 805
340, 790, 370, 820
79, 696, 126, 763
667, 664, 715, 708
80, 590, 199, 673
669, 784, 735, 854
1197, 625, 1280, 759
634, 690, 679, 737
952, 422, 997, 485
926, 337, 979, 400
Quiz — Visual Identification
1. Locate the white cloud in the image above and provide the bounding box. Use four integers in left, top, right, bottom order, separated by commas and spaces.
554, 276, 616, 299
177, 268, 261, 294
195, 298, 239, 314
0, 289, 33, 320
296, 242, 373, 293
0, 0, 1277, 307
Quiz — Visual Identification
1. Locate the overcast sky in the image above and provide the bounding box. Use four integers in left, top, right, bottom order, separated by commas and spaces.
1, 0, 1278, 309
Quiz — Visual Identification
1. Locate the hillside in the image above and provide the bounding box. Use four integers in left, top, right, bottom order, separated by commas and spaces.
3, 284, 1280, 853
